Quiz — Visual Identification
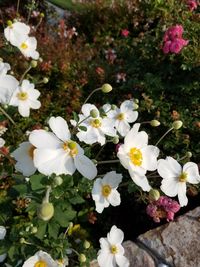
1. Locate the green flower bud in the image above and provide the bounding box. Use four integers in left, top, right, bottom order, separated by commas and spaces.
90, 109, 99, 118
43, 77, 49, 84
172, 120, 183, 130
111, 104, 117, 110
30, 60, 38, 68
38, 57, 43, 62
186, 151, 192, 158
7, 20, 12, 26
38, 202, 54, 221
54, 176, 63, 186
83, 240, 90, 249
31, 226, 38, 234
78, 254, 86, 263
40, 12, 45, 18
133, 103, 139, 110
134, 99, 139, 104
20, 238, 26, 244
112, 136, 119, 144
101, 83, 112, 93
150, 120, 160, 127
149, 189, 160, 201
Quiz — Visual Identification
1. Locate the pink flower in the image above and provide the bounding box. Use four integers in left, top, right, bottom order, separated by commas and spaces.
169, 38, 189, 54
121, 29, 130, 37
105, 49, 117, 64
116, 72, 126, 83
146, 196, 180, 223
187, 0, 198, 11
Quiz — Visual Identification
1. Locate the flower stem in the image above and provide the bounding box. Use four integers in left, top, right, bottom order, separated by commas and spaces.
97, 159, 119, 165
155, 127, 173, 146
95, 143, 106, 160
16, 0, 20, 15
71, 115, 91, 135
43, 186, 51, 203
83, 88, 101, 105
19, 65, 32, 84
0, 106, 16, 126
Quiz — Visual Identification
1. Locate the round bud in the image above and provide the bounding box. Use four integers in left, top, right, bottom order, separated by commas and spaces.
30, 60, 38, 68
7, 20, 12, 26
83, 240, 90, 249
40, 12, 45, 18
186, 151, 192, 158
38, 202, 54, 221
101, 83, 112, 93
90, 109, 99, 118
78, 254, 86, 263
172, 120, 183, 130
38, 57, 43, 63
133, 103, 139, 110
92, 159, 98, 165
111, 104, 117, 110
20, 238, 26, 244
43, 77, 49, 84
112, 136, 119, 144
149, 189, 160, 201
150, 120, 160, 127
54, 176, 63, 186
134, 98, 139, 104
31, 226, 38, 234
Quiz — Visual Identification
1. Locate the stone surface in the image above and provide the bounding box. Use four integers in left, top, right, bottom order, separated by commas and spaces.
138, 206, 200, 267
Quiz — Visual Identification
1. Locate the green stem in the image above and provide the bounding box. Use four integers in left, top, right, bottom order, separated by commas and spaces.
95, 143, 106, 160
83, 87, 101, 105
0, 106, 16, 126
16, 0, 20, 15
155, 127, 173, 146
71, 115, 91, 135
97, 159, 119, 165
19, 66, 32, 84
35, 17, 43, 31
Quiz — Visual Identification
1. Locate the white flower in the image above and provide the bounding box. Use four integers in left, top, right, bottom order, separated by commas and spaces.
56, 257, 69, 266
4, 21, 30, 47
11, 141, 36, 176
97, 225, 129, 267
22, 250, 58, 267
92, 171, 122, 213
0, 61, 10, 76
117, 123, 159, 191
9, 79, 41, 117
158, 157, 200, 207
17, 36, 39, 60
0, 226, 7, 263
0, 138, 5, 148
105, 100, 138, 137
29, 116, 97, 179
71, 104, 116, 146
0, 74, 19, 104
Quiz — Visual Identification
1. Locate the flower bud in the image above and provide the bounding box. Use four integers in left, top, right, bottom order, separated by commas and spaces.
172, 120, 183, 130
150, 120, 160, 127
31, 226, 38, 234
43, 77, 49, 84
40, 12, 45, 18
186, 151, 192, 158
112, 136, 119, 144
38, 202, 54, 221
30, 60, 38, 68
134, 98, 139, 104
7, 20, 12, 26
20, 238, 26, 244
111, 104, 117, 110
83, 240, 90, 249
101, 83, 112, 93
90, 109, 99, 118
133, 103, 139, 110
53, 176, 63, 186
78, 254, 86, 263
149, 189, 160, 201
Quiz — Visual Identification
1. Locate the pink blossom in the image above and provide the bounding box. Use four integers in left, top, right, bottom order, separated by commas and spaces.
187, 0, 198, 11
121, 29, 130, 37
105, 49, 117, 64
116, 72, 126, 83
170, 38, 189, 54
146, 196, 180, 223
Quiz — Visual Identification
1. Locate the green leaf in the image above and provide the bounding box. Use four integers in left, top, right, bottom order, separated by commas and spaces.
30, 174, 46, 190
72, 111, 79, 122
69, 195, 85, 205
35, 220, 47, 239
12, 184, 28, 195
78, 125, 87, 131
54, 206, 76, 227
48, 221, 60, 239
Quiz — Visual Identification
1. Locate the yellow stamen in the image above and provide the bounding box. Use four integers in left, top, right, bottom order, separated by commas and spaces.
129, 147, 143, 166
90, 119, 101, 128
110, 245, 118, 254
28, 145, 35, 160
34, 261, 47, 267
116, 113, 125, 121
20, 42, 28, 49
17, 92, 28, 101
102, 184, 111, 197
63, 141, 78, 157
179, 172, 187, 182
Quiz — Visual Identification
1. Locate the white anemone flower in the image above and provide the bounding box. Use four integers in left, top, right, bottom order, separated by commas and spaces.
117, 123, 159, 191
12, 141, 36, 176
0, 226, 7, 263
158, 157, 200, 207
0, 61, 11, 76
9, 79, 41, 117
4, 21, 30, 47
29, 116, 97, 179
0, 74, 19, 104
92, 171, 122, 213
98, 225, 129, 267
22, 250, 58, 267
105, 100, 138, 137
71, 104, 116, 146
17, 36, 39, 60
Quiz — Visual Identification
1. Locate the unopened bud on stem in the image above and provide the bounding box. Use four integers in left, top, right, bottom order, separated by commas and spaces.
172, 120, 183, 130
101, 83, 112, 93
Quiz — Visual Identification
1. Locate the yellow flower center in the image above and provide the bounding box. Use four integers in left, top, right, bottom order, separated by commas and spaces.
102, 184, 111, 197
90, 119, 102, 128
28, 145, 35, 160
129, 147, 143, 166
116, 113, 125, 121
20, 42, 28, 50
34, 261, 47, 267
179, 172, 188, 182
17, 92, 28, 101
110, 245, 118, 254
63, 141, 78, 157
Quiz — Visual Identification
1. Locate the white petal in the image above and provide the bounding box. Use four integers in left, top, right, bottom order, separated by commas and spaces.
124, 110, 138, 123
99, 237, 110, 251
0, 226, 6, 240
116, 120, 130, 137
183, 162, 200, 184
74, 154, 97, 180
0, 138, 5, 148
178, 182, 188, 207
103, 171, 122, 188
160, 178, 179, 197
115, 255, 129, 267
29, 99, 41, 109
0, 253, 6, 263
92, 178, 102, 200
117, 145, 129, 169
97, 251, 115, 267
22, 255, 38, 267
18, 102, 30, 117
124, 131, 148, 151
101, 117, 116, 137
95, 201, 106, 213
107, 225, 124, 244
81, 103, 99, 117
157, 157, 182, 180
142, 145, 159, 171
128, 169, 151, 191
0, 75, 18, 104
107, 190, 121, 207
120, 100, 134, 112
48, 117, 71, 142
29, 130, 61, 149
